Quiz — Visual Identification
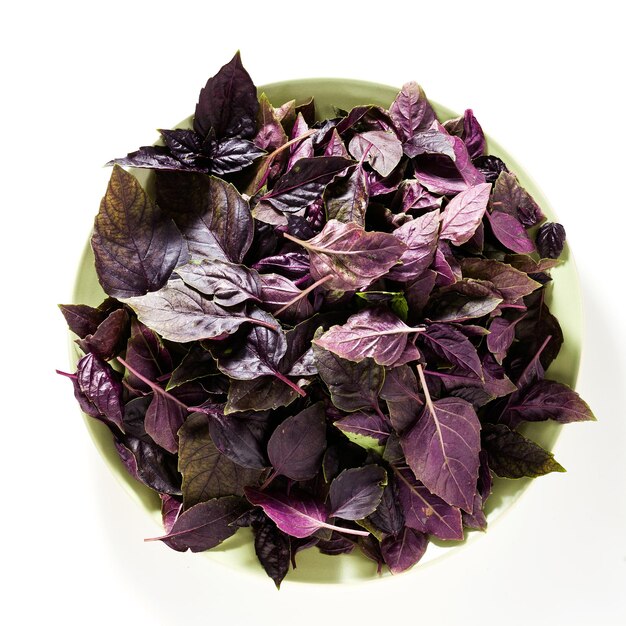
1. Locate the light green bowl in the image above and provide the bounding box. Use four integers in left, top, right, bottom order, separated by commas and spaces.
70, 79, 582, 584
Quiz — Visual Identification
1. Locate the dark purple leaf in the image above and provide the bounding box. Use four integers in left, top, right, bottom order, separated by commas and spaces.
115, 435, 181, 496
403, 125, 456, 160
426, 279, 503, 322
178, 412, 265, 508
395, 179, 442, 213
267, 403, 327, 481
482, 423, 566, 479
394, 467, 464, 540
334, 412, 390, 451
107, 146, 204, 173
329, 465, 387, 520
255, 93, 288, 151
486, 209, 536, 254
313, 341, 384, 412
401, 396, 481, 512
492, 171, 545, 228
251, 250, 310, 280
258, 273, 314, 322
166, 344, 218, 390
536, 222, 566, 259
91, 165, 184, 299
226, 377, 300, 414
381, 528, 428, 574
367, 478, 405, 536
460, 258, 540, 303
76, 353, 124, 432
122, 280, 268, 343
388, 210, 440, 282
474, 155, 509, 183
176, 259, 261, 307
148, 496, 248, 552
124, 318, 172, 392
380, 365, 423, 434
287, 113, 314, 170
254, 520, 291, 588
285, 220, 405, 292
487, 315, 524, 364
263, 157, 354, 214
413, 136, 485, 195
194, 52, 258, 140
77, 308, 130, 361
206, 137, 265, 175
314, 308, 421, 367
502, 379, 596, 426
420, 323, 483, 379
324, 128, 349, 157
405, 270, 437, 319
58, 298, 120, 339
145, 390, 186, 453
348, 130, 403, 177
389, 82, 436, 140
317, 532, 356, 556
156, 172, 252, 263
439, 183, 491, 246
324, 165, 369, 226
443, 109, 485, 159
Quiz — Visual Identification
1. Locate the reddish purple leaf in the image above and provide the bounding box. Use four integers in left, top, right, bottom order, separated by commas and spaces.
348, 130, 403, 177
329, 465, 387, 520
440, 182, 491, 246
381, 528, 428, 574
486, 210, 536, 254
389, 81, 436, 141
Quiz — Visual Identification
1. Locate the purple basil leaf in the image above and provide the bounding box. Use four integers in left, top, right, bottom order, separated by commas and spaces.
426, 279, 503, 323
536, 222, 566, 259
122, 280, 266, 343
413, 135, 485, 195
502, 379, 596, 425
77, 308, 130, 361
58, 298, 120, 339
439, 182, 491, 246
176, 258, 261, 307
287, 113, 314, 170
381, 528, 428, 574
124, 318, 172, 392
252, 250, 310, 280
91, 165, 184, 299
367, 478, 405, 536
106, 146, 205, 173
226, 377, 300, 414
121, 396, 151, 441
255, 93, 288, 151
166, 344, 218, 390
486, 209, 536, 254
487, 315, 525, 364
258, 273, 314, 322
314, 308, 421, 366
203, 405, 268, 469
401, 397, 481, 512
207, 137, 265, 175
367, 161, 407, 197
156, 172, 252, 263
482, 423, 566, 479
474, 154, 509, 183
387, 210, 440, 282
244, 488, 327, 539
432, 245, 458, 287
462, 450, 491, 530
324, 128, 349, 157
317, 532, 356, 556
395, 179, 442, 213
149, 496, 249, 552
460, 258, 540, 303
144, 391, 187, 453
312, 340, 384, 412
160, 494, 182, 534
324, 165, 369, 226
178, 412, 265, 508
159, 128, 203, 164
286, 220, 406, 292
394, 467, 464, 540
267, 403, 327, 481
420, 323, 483, 379
334, 411, 390, 451
76, 353, 124, 432
254, 520, 291, 588
492, 171, 545, 228
380, 365, 423, 434
403, 125, 456, 160
329, 465, 387, 520
194, 52, 258, 140
389, 82, 436, 141
263, 157, 354, 214
116, 435, 182, 496
443, 109, 485, 160
405, 270, 437, 320
348, 130, 403, 177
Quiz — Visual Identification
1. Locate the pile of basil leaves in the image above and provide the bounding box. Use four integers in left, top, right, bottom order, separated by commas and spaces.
59, 53, 595, 587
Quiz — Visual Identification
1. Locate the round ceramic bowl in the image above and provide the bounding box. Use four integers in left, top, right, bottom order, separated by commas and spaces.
69, 78, 583, 584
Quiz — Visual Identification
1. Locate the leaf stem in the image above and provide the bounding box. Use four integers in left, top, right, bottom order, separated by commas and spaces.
275, 274, 333, 315
260, 469, 278, 490
318, 521, 370, 537
416, 363, 436, 417
116, 357, 189, 411
244, 317, 280, 332
55, 369, 77, 380
272, 369, 307, 397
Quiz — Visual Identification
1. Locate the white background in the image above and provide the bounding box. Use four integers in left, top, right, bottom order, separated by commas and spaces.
2, 1, 625, 624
